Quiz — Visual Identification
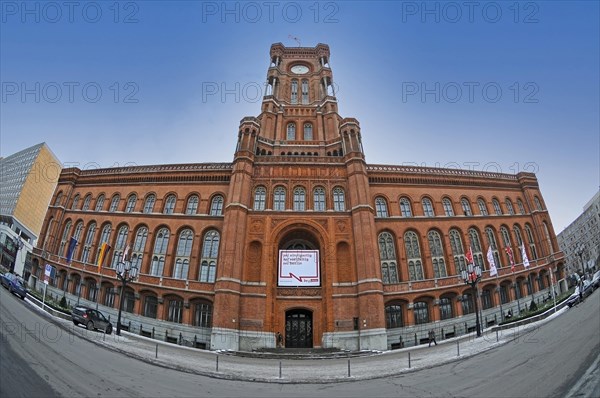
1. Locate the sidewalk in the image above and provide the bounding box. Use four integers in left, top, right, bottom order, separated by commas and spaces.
26, 297, 567, 383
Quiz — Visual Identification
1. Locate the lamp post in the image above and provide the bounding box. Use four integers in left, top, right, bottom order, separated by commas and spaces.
461, 262, 482, 337
115, 260, 138, 336
575, 244, 586, 276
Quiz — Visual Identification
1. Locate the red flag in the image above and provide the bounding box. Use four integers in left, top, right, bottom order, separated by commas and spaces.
505, 246, 515, 272
465, 247, 474, 264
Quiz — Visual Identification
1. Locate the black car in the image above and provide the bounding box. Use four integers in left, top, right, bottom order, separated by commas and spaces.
72, 306, 113, 334
8, 277, 27, 299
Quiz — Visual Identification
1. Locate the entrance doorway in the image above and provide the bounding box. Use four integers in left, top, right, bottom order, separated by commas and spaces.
285, 309, 313, 348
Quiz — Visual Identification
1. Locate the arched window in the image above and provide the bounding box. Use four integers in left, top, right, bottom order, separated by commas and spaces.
111, 225, 129, 268
186, 195, 199, 215
505, 199, 515, 215
400, 197, 413, 217
150, 228, 169, 276
313, 187, 326, 211
375, 197, 389, 217
109, 195, 120, 212
304, 123, 313, 140
125, 194, 137, 213
95, 195, 105, 212
173, 229, 193, 279
442, 198, 454, 216
210, 195, 224, 216
385, 303, 403, 328
534, 196, 543, 211
80, 222, 96, 263
333, 187, 345, 211
301, 79, 309, 104
439, 297, 453, 320
291, 79, 298, 104
449, 229, 466, 273
73, 221, 84, 244
517, 199, 526, 214
468, 228, 485, 270
513, 225, 524, 246
200, 230, 220, 283
293, 187, 306, 211
164, 194, 176, 214
525, 224, 538, 259
82, 194, 92, 211
54, 192, 63, 206
131, 226, 148, 270
413, 301, 429, 324
143, 194, 156, 214
405, 231, 424, 281
461, 198, 473, 216
274, 187, 286, 211
59, 221, 72, 257
485, 227, 502, 268
378, 232, 399, 284
492, 199, 503, 215
192, 300, 213, 327
286, 123, 296, 140
253, 187, 266, 211
477, 199, 488, 216
422, 198, 434, 217
428, 230, 447, 278
143, 295, 158, 318
167, 297, 184, 323
99, 224, 112, 246
71, 194, 80, 210
462, 293, 474, 314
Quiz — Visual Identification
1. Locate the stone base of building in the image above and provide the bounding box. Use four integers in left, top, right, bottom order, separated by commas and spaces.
322, 328, 388, 351
210, 327, 276, 351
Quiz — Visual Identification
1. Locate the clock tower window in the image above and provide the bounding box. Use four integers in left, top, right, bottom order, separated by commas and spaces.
287, 123, 296, 140
301, 79, 309, 104
291, 79, 298, 104
304, 123, 313, 140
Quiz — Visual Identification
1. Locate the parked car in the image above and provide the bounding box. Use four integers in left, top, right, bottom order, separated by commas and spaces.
592, 270, 600, 289
8, 277, 27, 299
71, 306, 113, 334
1, 272, 17, 289
566, 280, 594, 307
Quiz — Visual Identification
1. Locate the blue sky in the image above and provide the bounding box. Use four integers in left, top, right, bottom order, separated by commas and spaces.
1, 1, 598, 233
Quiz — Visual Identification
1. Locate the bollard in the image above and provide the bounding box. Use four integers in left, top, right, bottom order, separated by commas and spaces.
279, 361, 282, 378
152, 327, 155, 339
155, 343, 158, 358
179, 332, 183, 345
347, 359, 351, 377
457, 340, 460, 357
139, 324, 142, 334
496, 329, 499, 342
408, 352, 411, 368
216, 355, 219, 372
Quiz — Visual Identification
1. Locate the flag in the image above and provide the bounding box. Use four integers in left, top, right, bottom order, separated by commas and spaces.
465, 247, 474, 265
66, 237, 78, 263
96, 243, 111, 269
521, 244, 530, 268
505, 246, 515, 272
487, 246, 498, 276
122, 244, 130, 262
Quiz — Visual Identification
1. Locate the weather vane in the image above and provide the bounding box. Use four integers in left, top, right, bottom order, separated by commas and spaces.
288, 34, 301, 47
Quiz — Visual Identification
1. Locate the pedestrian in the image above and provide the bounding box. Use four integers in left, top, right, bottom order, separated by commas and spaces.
276, 332, 283, 348
578, 278, 584, 304
428, 329, 437, 347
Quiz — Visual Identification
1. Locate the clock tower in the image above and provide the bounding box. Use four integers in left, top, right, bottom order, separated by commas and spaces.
211, 42, 387, 351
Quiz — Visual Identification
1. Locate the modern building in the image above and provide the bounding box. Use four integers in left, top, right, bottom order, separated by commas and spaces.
32, 43, 565, 352
557, 190, 600, 278
0, 142, 61, 279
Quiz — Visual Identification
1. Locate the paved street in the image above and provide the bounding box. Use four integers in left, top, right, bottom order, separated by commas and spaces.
1, 286, 598, 397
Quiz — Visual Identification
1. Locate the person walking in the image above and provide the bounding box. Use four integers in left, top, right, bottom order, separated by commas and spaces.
428, 329, 437, 347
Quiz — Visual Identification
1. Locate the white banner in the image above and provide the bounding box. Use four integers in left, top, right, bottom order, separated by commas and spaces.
278, 250, 320, 287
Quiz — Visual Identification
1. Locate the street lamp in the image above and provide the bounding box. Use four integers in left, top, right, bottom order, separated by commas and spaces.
575, 244, 586, 276
461, 262, 482, 337
115, 260, 138, 335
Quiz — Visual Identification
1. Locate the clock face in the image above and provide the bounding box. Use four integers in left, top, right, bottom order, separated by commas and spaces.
291, 65, 309, 74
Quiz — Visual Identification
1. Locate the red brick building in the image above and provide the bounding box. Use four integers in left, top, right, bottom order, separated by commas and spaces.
32, 43, 565, 351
